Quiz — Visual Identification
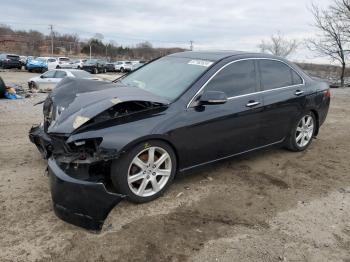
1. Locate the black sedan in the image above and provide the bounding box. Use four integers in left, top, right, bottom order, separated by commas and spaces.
82, 59, 107, 74
29, 51, 330, 230
0, 53, 22, 69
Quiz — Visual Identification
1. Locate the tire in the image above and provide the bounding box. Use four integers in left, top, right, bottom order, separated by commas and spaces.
120, 67, 125, 73
56, 65, 60, 69
111, 140, 177, 203
285, 112, 316, 152
93, 68, 98, 74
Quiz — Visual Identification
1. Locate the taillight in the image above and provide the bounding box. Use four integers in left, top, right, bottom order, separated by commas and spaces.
324, 89, 331, 98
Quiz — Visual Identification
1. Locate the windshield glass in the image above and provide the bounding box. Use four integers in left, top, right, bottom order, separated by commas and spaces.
71, 70, 91, 78
36, 57, 47, 62
85, 59, 98, 64
120, 56, 212, 101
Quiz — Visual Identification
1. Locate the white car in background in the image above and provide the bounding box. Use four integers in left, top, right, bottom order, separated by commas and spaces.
114, 61, 133, 72
72, 59, 87, 69
28, 69, 100, 91
56, 57, 74, 68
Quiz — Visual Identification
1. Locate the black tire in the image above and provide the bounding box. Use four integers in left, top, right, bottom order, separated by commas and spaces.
56, 65, 60, 69
285, 112, 316, 152
111, 140, 177, 203
120, 67, 125, 73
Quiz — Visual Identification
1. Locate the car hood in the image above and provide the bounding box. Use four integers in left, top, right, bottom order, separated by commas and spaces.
28, 60, 46, 66
46, 78, 169, 134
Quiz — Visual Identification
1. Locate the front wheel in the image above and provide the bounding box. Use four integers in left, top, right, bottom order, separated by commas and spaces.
285, 112, 316, 152
111, 140, 176, 203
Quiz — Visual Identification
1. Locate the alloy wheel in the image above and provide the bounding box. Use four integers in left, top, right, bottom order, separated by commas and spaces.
295, 115, 314, 147
127, 146, 172, 197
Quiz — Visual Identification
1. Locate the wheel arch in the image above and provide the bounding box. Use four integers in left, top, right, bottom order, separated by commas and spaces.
310, 109, 320, 136
116, 135, 180, 172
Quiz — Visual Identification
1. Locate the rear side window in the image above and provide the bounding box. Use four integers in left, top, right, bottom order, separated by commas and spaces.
48, 58, 56, 62
259, 60, 302, 90
7, 55, 20, 60
205, 60, 257, 97
291, 70, 303, 85
54, 71, 67, 78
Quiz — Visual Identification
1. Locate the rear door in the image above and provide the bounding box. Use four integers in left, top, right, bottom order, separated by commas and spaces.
258, 59, 306, 144
175, 59, 264, 168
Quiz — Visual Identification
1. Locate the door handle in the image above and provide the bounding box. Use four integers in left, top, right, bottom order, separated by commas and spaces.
295, 90, 304, 96
246, 101, 261, 108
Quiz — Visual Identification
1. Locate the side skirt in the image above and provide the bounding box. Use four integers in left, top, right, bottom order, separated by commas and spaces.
179, 138, 285, 173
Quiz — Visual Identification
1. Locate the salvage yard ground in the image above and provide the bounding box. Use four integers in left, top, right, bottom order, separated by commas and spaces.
0, 71, 350, 262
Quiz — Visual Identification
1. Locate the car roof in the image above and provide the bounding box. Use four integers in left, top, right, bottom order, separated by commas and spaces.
169, 50, 281, 62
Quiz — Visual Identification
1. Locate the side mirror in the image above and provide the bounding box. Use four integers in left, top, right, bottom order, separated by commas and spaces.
40, 75, 44, 78
198, 91, 227, 105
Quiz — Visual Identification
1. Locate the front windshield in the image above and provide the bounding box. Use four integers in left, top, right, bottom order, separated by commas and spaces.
85, 59, 98, 64
71, 70, 91, 78
120, 56, 212, 101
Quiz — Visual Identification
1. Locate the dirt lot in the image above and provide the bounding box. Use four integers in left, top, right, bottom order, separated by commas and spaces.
0, 70, 349, 262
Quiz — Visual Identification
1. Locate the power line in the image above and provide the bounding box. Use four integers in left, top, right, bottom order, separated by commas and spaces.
49, 24, 54, 55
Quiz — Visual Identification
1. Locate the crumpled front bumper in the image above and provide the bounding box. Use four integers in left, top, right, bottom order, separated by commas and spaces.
29, 124, 125, 231
29, 124, 52, 158
48, 158, 125, 230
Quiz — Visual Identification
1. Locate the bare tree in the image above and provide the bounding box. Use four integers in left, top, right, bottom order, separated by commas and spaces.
259, 32, 298, 58
307, 3, 350, 86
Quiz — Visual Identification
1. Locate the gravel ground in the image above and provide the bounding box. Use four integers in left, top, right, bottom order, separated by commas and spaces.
0, 71, 349, 262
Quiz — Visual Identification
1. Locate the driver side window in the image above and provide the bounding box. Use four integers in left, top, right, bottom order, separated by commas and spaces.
41, 70, 56, 78
205, 60, 258, 97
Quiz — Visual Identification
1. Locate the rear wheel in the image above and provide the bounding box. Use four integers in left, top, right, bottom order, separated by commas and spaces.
111, 140, 176, 203
120, 67, 125, 73
93, 68, 98, 74
286, 112, 316, 151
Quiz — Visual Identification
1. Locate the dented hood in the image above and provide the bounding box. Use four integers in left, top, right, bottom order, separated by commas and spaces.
47, 78, 169, 134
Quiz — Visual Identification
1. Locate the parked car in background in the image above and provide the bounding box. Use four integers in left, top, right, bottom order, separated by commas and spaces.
130, 61, 145, 71
26, 57, 59, 72
0, 54, 22, 69
56, 57, 74, 68
82, 59, 107, 74
114, 61, 132, 72
72, 59, 87, 69
105, 62, 115, 72
19, 56, 27, 67
28, 69, 100, 91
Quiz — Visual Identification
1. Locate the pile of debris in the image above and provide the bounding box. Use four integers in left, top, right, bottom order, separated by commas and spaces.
0, 76, 34, 99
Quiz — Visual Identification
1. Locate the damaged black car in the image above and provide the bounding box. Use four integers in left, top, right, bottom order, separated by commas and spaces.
29, 51, 330, 230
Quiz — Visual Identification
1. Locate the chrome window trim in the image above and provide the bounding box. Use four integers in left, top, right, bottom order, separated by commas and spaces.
187, 57, 305, 108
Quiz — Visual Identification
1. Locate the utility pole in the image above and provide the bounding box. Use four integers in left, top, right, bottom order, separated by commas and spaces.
190, 40, 194, 51
49, 24, 54, 56
89, 44, 92, 60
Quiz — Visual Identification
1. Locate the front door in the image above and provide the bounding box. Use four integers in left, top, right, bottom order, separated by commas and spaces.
174, 59, 264, 169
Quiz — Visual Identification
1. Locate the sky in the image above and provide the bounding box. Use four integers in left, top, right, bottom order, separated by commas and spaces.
1, 0, 335, 63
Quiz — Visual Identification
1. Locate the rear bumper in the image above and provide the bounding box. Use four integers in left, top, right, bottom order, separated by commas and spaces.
48, 158, 125, 230
1, 61, 21, 68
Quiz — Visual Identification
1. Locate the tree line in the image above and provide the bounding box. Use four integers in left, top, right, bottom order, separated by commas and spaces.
259, 0, 350, 86
0, 24, 185, 61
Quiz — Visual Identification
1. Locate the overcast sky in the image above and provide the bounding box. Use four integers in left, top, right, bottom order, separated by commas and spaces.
1, 0, 335, 63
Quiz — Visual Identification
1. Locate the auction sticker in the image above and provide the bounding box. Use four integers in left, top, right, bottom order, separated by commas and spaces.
188, 60, 213, 67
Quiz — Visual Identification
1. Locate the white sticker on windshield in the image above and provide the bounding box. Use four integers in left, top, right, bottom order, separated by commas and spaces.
188, 60, 213, 67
